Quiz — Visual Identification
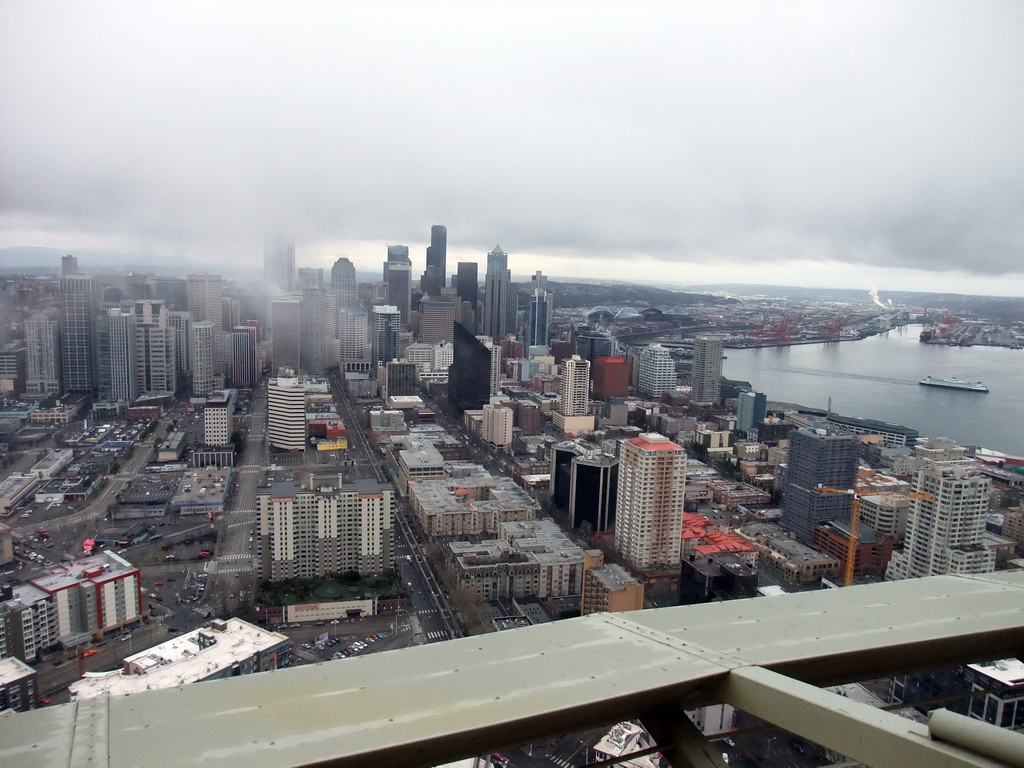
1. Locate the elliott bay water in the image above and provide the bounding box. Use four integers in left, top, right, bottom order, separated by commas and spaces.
721, 324, 1024, 456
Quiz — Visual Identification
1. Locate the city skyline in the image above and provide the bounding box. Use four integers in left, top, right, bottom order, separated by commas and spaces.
2, 3, 1024, 297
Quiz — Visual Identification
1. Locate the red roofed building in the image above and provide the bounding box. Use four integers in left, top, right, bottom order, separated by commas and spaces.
614, 433, 688, 570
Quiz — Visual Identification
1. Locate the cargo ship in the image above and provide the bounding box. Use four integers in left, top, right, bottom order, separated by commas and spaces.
919, 376, 989, 392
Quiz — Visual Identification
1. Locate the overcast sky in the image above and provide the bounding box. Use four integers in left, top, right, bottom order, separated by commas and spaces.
2, 1, 1023, 295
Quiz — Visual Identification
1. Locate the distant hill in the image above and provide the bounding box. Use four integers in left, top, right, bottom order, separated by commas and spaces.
541, 281, 738, 310
675, 283, 1024, 322
0, 246, 241, 278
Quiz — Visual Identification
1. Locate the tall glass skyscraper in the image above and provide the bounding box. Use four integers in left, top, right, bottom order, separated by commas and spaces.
527, 289, 549, 347
330, 257, 358, 308
264, 234, 295, 293
422, 224, 447, 296
483, 245, 513, 340
59, 274, 97, 395
370, 305, 400, 373
384, 246, 412, 325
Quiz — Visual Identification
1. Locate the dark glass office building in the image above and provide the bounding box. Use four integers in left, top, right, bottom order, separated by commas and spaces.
447, 322, 490, 412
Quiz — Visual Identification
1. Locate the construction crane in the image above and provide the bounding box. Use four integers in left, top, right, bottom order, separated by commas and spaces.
818, 487, 931, 586
817, 486, 860, 586
819, 313, 855, 342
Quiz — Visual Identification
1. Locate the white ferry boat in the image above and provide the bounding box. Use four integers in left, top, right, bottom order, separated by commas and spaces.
919, 376, 989, 392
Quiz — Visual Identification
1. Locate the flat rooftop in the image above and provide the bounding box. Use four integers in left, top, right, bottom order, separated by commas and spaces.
0, 656, 35, 686
71, 618, 288, 700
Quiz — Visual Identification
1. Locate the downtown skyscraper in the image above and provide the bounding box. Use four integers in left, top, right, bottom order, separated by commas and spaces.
780, 428, 858, 545
330, 257, 358, 308
691, 333, 724, 405
886, 456, 994, 580
421, 225, 447, 297
264, 234, 296, 293
483, 245, 514, 341
614, 433, 688, 570
25, 312, 61, 395
384, 246, 412, 325
59, 274, 97, 395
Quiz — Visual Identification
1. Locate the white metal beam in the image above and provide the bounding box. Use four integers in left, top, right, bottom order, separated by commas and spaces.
714, 666, 1005, 768
0, 572, 1021, 768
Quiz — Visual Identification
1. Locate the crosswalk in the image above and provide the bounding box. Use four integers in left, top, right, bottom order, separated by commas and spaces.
227, 519, 254, 529
547, 758, 573, 768
220, 553, 253, 561
417, 608, 438, 615
424, 630, 448, 641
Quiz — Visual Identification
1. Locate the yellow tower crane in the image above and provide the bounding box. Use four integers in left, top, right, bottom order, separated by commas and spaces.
818, 486, 931, 586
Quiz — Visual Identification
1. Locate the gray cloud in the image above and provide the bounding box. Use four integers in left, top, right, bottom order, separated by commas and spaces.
2, 1, 1023, 286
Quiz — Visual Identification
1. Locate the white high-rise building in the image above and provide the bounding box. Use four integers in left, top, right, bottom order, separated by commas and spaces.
204, 389, 235, 447
482, 403, 513, 449
25, 313, 61, 395
338, 307, 368, 367
186, 273, 223, 330
257, 476, 394, 579
191, 321, 217, 396
637, 344, 675, 399
691, 334, 724, 405
558, 355, 590, 417
614, 433, 688, 570
133, 300, 176, 397
475, 335, 502, 396
885, 460, 994, 580
107, 308, 138, 404
267, 374, 306, 451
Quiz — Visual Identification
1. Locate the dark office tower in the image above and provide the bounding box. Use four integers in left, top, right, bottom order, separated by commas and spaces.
370, 305, 400, 373
551, 441, 618, 532
422, 224, 447, 296
153, 277, 188, 311
592, 357, 629, 400
271, 297, 302, 374
300, 287, 326, 376
61, 254, 79, 277
264, 234, 296, 293
222, 297, 241, 332
575, 330, 612, 364
527, 289, 549, 347
737, 391, 767, 434
236, 290, 269, 328
385, 360, 418, 397
781, 428, 859, 545
297, 268, 324, 289
106, 308, 138, 403
186, 272, 223, 329
168, 311, 192, 381
447, 322, 491, 412
550, 443, 578, 511
419, 295, 459, 345
94, 307, 113, 398
230, 325, 260, 387
384, 246, 412, 325
59, 274, 98, 395
483, 245, 512, 340
455, 262, 479, 332
570, 452, 618, 533
330, 257, 358, 308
